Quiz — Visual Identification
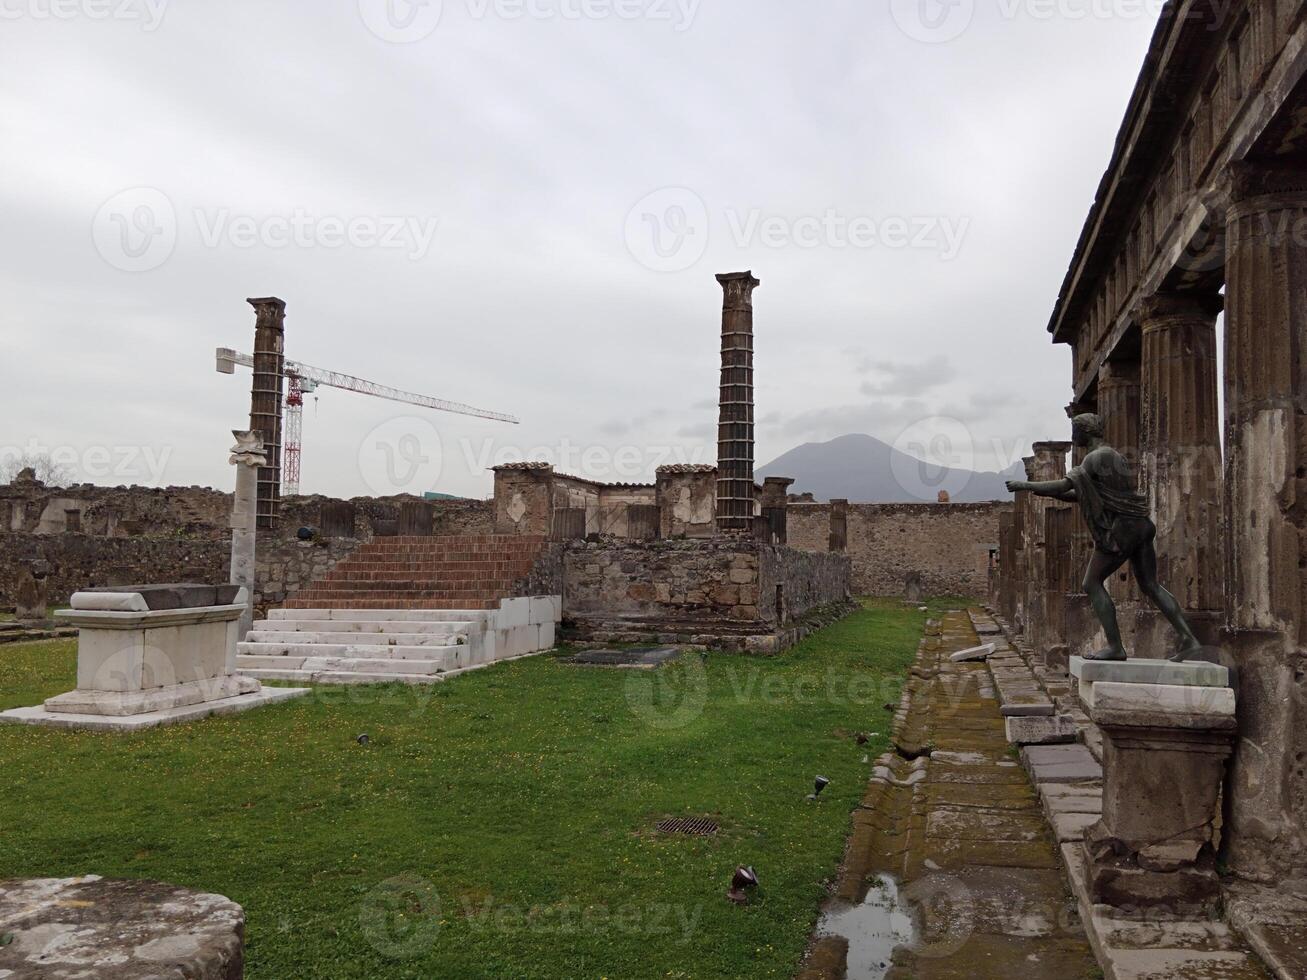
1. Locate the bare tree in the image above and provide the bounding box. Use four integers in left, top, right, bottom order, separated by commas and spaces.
0, 452, 74, 487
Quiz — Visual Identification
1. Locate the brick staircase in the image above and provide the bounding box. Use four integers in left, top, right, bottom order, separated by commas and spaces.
283, 534, 549, 610
236, 534, 559, 685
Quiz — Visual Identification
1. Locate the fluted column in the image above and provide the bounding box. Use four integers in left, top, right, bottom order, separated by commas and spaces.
1137, 292, 1224, 613
1221, 163, 1307, 882
1023, 441, 1071, 651
1097, 360, 1141, 603
1224, 166, 1307, 634
1097, 360, 1141, 467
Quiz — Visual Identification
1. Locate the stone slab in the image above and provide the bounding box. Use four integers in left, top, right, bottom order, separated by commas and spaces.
950, 642, 995, 662
0, 687, 309, 731
1000, 702, 1056, 717
80, 584, 244, 610
567, 647, 681, 668
1085, 681, 1237, 728
1024, 744, 1098, 767
1027, 760, 1103, 784
1051, 810, 1101, 843
1070, 656, 1229, 688
1006, 714, 1080, 745
0, 875, 244, 979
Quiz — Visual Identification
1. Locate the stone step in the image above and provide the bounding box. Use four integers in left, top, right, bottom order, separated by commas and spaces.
283, 599, 501, 610
237, 641, 465, 662
253, 619, 476, 634
247, 630, 471, 646
236, 654, 461, 675
268, 609, 491, 622
240, 655, 539, 686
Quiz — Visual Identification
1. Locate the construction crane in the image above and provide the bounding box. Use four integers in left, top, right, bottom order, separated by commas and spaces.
216, 347, 518, 496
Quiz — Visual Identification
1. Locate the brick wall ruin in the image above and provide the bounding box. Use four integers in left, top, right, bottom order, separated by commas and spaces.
0, 475, 492, 609
787, 501, 1009, 598
562, 537, 850, 632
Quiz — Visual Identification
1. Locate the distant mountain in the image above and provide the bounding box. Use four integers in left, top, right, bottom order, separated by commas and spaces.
757, 433, 1024, 504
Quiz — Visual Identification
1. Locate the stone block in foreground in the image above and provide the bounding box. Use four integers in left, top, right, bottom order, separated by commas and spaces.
0, 875, 244, 978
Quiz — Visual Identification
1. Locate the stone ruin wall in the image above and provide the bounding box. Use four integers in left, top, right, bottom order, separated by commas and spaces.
787, 501, 1009, 598
562, 537, 850, 629
0, 479, 493, 609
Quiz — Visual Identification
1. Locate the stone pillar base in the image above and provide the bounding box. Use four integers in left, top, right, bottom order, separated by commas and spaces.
1076, 665, 1236, 916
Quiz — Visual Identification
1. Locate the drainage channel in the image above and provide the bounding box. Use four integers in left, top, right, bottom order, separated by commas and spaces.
801, 609, 1097, 979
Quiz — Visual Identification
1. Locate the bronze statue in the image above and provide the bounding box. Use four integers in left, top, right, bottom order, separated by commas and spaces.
1006, 413, 1202, 663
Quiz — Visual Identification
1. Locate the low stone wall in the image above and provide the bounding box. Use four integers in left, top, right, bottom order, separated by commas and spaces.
562, 537, 850, 631
760, 544, 852, 624
788, 501, 1008, 597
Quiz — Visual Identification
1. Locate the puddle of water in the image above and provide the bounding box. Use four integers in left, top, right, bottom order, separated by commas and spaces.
815, 874, 916, 980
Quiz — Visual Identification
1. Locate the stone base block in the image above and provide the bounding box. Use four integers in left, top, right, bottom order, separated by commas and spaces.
1086, 845, 1223, 918
0, 687, 310, 732
44, 675, 261, 717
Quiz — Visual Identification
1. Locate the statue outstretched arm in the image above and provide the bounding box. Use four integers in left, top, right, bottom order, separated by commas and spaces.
1006, 477, 1077, 502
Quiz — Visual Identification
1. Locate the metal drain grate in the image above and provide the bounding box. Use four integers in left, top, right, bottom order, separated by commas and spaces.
656, 816, 719, 836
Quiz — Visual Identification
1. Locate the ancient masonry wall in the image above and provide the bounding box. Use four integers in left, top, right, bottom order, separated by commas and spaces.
562, 537, 850, 628
787, 501, 1009, 598
0, 481, 493, 608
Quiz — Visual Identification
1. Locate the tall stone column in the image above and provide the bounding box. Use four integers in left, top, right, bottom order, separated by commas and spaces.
716, 272, 759, 533
1097, 360, 1141, 606
1021, 441, 1071, 654
229, 431, 267, 641
1097, 360, 1141, 473
1221, 162, 1307, 882
1137, 292, 1224, 614
247, 297, 286, 531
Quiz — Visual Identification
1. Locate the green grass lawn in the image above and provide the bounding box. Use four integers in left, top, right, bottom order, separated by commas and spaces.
0, 599, 948, 979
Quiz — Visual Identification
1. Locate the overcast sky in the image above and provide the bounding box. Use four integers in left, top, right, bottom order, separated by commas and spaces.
1, 0, 1163, 499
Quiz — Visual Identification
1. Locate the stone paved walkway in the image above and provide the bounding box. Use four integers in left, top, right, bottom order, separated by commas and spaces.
802, 608, 1098, 978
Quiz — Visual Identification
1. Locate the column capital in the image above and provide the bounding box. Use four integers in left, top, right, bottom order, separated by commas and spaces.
246, 296, 286, 329
228, 430, 267, 469
716, 271, 761, 309
1137, 291, 1224, 327
1229, 161, 1307, 204
1032, 440, 1072, 458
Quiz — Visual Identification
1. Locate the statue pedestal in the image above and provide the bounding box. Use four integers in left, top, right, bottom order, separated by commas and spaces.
0, 585, 309, 731
1072, 657, 1235, 917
